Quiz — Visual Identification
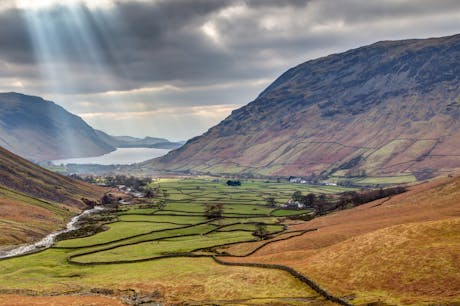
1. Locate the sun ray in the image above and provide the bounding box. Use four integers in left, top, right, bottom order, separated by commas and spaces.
16, 0, 139, 152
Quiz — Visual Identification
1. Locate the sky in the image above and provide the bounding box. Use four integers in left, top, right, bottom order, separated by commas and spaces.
0, 0, 460, 141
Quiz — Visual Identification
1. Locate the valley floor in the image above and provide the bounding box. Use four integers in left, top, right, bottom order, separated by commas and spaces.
0, 179, 346, 305
0, 177, 459, 305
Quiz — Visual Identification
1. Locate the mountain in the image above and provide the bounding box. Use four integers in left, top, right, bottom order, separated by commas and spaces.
0, 145, 105, 248
221, 174, 460, 304
147, 34, 460, 180
0, 92, 115, 161
95, 130, 183, 149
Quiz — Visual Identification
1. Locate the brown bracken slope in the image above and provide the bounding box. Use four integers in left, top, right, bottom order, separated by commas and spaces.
220, 175, 460, 305
147, 33, 460, 179
0, 295, 123, 306
0, 145, 105, 249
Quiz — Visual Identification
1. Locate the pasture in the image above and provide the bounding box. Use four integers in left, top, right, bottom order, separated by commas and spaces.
0, 177, 352, 304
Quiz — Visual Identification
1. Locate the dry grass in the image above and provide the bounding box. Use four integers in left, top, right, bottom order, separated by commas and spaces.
0, 195, 69, 248
302, 218, 460, 304
0, 198, 58, 225
0, 295, 123, 306
0, 146, 106, 248
224, 175, 460, 304
0, 255, 321, 305
217, 231, 312, 256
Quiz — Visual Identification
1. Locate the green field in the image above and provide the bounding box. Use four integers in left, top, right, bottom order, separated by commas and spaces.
0, 178, 352, 304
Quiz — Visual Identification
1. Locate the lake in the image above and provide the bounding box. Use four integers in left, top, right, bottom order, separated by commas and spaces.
52, 147, 170, 165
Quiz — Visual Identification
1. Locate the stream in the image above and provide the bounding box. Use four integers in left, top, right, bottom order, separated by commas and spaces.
0, 206, 105, 259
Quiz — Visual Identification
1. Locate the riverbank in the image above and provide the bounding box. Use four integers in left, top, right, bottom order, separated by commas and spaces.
0, 206, 106, 259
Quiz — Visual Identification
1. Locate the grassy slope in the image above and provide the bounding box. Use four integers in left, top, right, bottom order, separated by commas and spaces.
0, 187, 72, 246
0, 146, 106, 249
0, 252, 321, 305
0, 146, 103, 206
222, 175, 460, 304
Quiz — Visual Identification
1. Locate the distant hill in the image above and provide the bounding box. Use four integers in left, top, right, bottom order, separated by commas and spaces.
95, 130, 183, 149
0, 92, 115, 161
0, 145, 105, 248
147, 34, 460, 180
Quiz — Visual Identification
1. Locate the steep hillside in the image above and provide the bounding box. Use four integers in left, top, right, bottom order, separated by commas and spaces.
0, 146, 106, 248
0, 92, 115, 161
220, 174, 460, 304
95, 130, 183, 149
148, 34, 460, 179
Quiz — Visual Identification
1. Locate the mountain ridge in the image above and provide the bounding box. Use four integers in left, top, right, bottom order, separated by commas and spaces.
146, 33, 460, 180
0, 92, 182, 161
95, 129, 183, 150
0, 92, 115, 161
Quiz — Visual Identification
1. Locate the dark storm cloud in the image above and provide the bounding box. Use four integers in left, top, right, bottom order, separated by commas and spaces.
1, 0, 460, 94
243, 0, 310, 8
89, 0, 460, 88
0, 0, 237, 93
0, 8, 33, 64
0, 0, 459, 138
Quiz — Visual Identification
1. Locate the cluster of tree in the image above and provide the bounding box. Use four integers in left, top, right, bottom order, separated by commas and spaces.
292, 191, 327, 207
290, 185, 406, 216
71, 174, 152, 191
336, 186, 407, 209
100, 193, 119, 205
289, 191, 329, 214
253, 223, 269, 240
226, 180, 241, 186
144, 186, 167, 199
65, 164, 119, 176
204, 203, 224, 219
104, 175, 152, 190
265, 197, 276, 208
81, 197, 98, 208
144, 188, 156, 198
